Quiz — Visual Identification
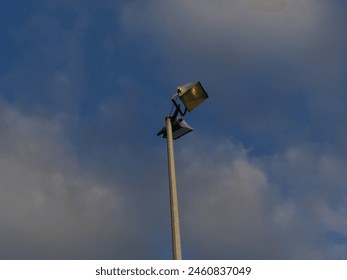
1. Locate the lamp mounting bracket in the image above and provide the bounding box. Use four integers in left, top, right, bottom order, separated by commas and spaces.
171, 99, 187, 117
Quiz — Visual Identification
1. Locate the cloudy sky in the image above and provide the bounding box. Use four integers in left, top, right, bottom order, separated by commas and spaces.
1, 0, 347, 259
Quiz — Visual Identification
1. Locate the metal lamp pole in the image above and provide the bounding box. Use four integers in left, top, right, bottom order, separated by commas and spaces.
165, 116, 182, 260
158, 81, 208, 260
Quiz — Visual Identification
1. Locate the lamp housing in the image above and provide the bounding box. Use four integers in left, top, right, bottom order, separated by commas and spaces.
157, 117, 194, 140
174, 81, 208, 113
171, 118, 193, 139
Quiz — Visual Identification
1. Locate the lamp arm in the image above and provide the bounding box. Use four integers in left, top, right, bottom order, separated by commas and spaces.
157, 102, 183, 138
171, 99, 187, 117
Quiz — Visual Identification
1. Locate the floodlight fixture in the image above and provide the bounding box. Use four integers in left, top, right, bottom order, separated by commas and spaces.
171, 118, 193, 139
157, 117, 194, 140
172, 81, 208, 115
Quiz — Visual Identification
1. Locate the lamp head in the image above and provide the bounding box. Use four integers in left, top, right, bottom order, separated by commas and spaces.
157, 117, 194, 140
176, 81, 208, 112
171, 118, 194, 139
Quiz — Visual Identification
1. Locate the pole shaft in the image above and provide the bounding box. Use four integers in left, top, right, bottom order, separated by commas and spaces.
166, 116, 182, 260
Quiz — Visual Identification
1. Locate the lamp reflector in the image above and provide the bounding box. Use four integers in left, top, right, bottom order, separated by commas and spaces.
172, 118, 193, 139
177, 81, 208, 112
159, 118, 193, 140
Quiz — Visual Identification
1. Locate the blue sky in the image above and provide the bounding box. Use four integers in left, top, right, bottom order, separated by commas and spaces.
1, 0, 347, 259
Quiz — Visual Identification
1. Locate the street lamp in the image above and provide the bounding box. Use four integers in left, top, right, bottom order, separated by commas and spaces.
157, 81, 208, 260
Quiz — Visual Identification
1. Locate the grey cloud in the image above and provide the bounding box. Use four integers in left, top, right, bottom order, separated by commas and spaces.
178, 141, 280, 259
0, 102, 150, 259
248, 0, 287, 13
121, 0, 329, 59
264, 144, 347, 258
167, 137, 347, 259
120, 0, 347, 152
